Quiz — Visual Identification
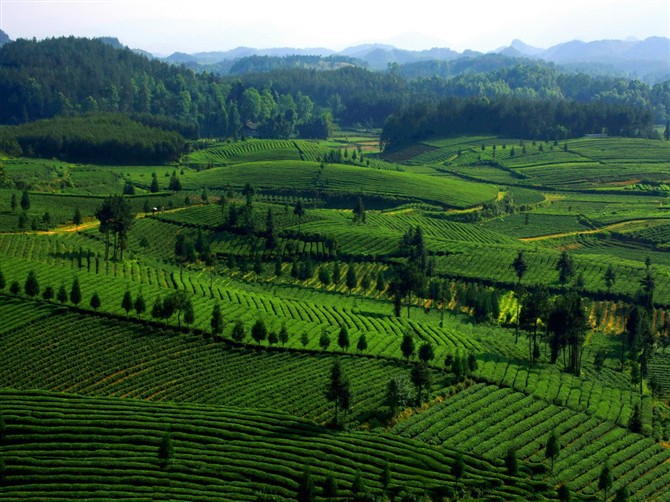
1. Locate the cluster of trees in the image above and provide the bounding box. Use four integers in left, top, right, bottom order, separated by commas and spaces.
0, 37, 332, 140
381, 96, 654, 150
0, 113, 185, 163
95, 195, 135, 260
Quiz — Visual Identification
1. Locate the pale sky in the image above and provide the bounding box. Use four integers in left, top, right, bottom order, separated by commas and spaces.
1, 0, 668, 55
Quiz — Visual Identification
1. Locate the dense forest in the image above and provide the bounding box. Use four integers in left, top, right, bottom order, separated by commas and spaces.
0, 36, 668, 159
380, 96, 655, 150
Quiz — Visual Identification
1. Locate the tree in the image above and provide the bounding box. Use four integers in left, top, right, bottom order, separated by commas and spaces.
351, 470, 365, 495
134, 293, 146, 317
251, 319, 268, 345
332, 261, 341, 284
352, 197, 366, 224
70, 277, 82, 306
337, 325, 350, 352
168, 171, 182, 191
123, 179, 135, 195
278, 323, 289, 347
183, 299, 195, 328
20, 190, 30, 211
556, 250, 575, 285
323, 474, 338, 498
418, 342, 434, 363
346, 261, 357, 292
324, 359, 352, 427
604, 265, 616, 294
10, 193, 16, 212
381, 461, 391, 491
505, 447, 519, 476
73, 207, 82, 227
57, 284, 68, 303
557, 484, 571, 502
121, 290, 133, 316
319, 330, 331, 351
598, 463, 612, 501
24, 270, 39, 297
356, 333, 367, 353
614, 486, 629, 502
511, 250, 528, 285
411, 363, 432, 405
300, 332, 309, 348
293, 200, 305, 233
151, 296, 164, 320
0, 268, 4, 291
401, 333, 415, 362
158, 433, 174, 469
95, 195, 135, 261
265, 208, 277, 250
210, 303, 223, 338
89, 292, 101, 310
453, 453, 465, 480
385, 375, 414, 418
268, 330, 279, 346
628, 403, 642, 433
242, 182, 255, 212
9, 280, 20, 295
546, 430, 560, 472
42, 285, 54, 300
150, 172, 159, 193
17, 212, 26, 232
664, 120, 670, 141
231, 320, 245, 342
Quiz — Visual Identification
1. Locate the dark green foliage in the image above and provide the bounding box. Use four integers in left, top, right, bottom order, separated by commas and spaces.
42, 285, 53, 300
557, 484, 571, 502
278, 324, 289, 347
211, 303, 223, 338
598, 463, 612, 501
251, 319, 268, 345
332, 261, 341, 283
300, 332, 309, 348
319, 331, 331, 351
353, 197, 366, 224
121, 290, 133, 315
324, 359, 352, 427
134, 293, 146, 317
453, 453, 465, 480
151, 297, 163, 320
614, 486, 629, 502
24, 270, 39, 297
512, 250, 527, 284
401, 333, 415, 361
604, 265, 616, 293
337, 326, 350, 352
556, 250, 575, 285
418, 342, 434, 363
346, 261, 358, 292
73, 207, 82, 226
20, 190, 30, 211
410, 363, 431, 405
546, 430, 560, 472
123, 180, 135, 195
9, 280, 19, 295
547, 292, 588, 375
505, 447, 519, 476
318, 266, 331, 286
356, 333, 367, 353
69, 277, 81, 306
56, 284, 67, 303
268, 331, 278, 346
0, 269, 4, 290
297, 467, 315, 502
183, 300, 195, 327
89, 292, 101, 310
381, 461, 391, 491
351, 470, 365, 495
629, 403, 643, 433
168, 171, 182, 191
150, 173, 159, 193
323, 474, 338, 498
158, 433, 174, 469
95, 195, 135, 261
386, 376, 414, 418
274, 256, 283, 277
231, 320, 246, 342
10, 193, 16, 212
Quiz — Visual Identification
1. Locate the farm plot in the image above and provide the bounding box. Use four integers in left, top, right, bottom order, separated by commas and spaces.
0, 389, 553, 501
392, 383, 670, 500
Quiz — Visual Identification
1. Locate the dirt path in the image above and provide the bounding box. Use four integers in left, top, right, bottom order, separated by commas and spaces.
520, 219, 650, 242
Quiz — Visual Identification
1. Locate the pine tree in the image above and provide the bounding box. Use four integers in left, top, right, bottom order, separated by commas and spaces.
231, 320, 245, 342
345, 261, 357, 292
42, 285, 54, 300
150, 172, 159, 193
57, 284, 68, 303
323, 474, 339, 498
296, 466, 315, 502
20, 190, 30, 211
10, 193, 16, 212
89, 292, 101, 310
324, 359, 352, 427
598, 463, 612, 501
73, 207, 82, 227
337, 325, 350, 352
381, 461, 391, 491
158, 434, 174, 469
210, 303, 223, 338
356, 333, 367, 353
400, 333, 415, 361
505, 447, 519, 476
453, 453, 465, 480
24, 270, 39, 297
121, 290, 133, 315
546, 430, 560, 472
278, 323, 289, 346
132, 293, 145, 318
70, 277, 82, 306
251, 319, 268, 345
418, 341, 434, 363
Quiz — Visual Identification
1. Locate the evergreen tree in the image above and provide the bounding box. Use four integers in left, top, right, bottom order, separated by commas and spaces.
57, 284, 68, 303
453, 453, 465, 480
150, 172, 159, 193
337, 325, 350, 352
505, 447, 519, 476
9, 280, 20, 295
268, 330, 278, 346
183, 299, 195, 328
346, 261, 357, 292
42, 285, 54, 300
89, 292, 101, 310
351, 470, 365, 495
546, 430, 560, 472
319, 330, 331, 351
231, 320, 245, 342
598, 463, 612, 501
168, 171, 182, 191
121, 290, 133, 315
274, 255, 283, 277
278, 323, 289, 347
400, 333, 415, 361
73, 207, 82, 227
323, 474, 339, 498
556, 250, 575, 285
151, 296, 163, 320
614, 486, 629, 502
385, 375, 414, 418
324, 359, 352, 427
24, 270, 39, 297
628, 403, 643, 433
418, 342, 434, 363
557, 484, 571, 502
251, 319, 268, 345
134, 293, 146, 317
352, 196, 366, 224
356, 333, 367, 353
211, 303, 223, 338
512, 250, 528, 285
10, 193, 16, 212
381, 461, 391, 491
158, 434, 174, 469
20, 190, 30, 211
300, 332, 309, 348
293, 200, 305, 233
411, 363, 432, 405
70, 277, 82, 306
604, 265, 616, 294
297, 467, 315, 502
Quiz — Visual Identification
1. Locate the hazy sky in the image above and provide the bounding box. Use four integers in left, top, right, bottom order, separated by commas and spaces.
1, 0, 668, 55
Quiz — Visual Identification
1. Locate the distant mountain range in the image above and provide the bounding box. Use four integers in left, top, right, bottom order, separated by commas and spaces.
0, 29, 668, 82
159, 36, 669, 82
